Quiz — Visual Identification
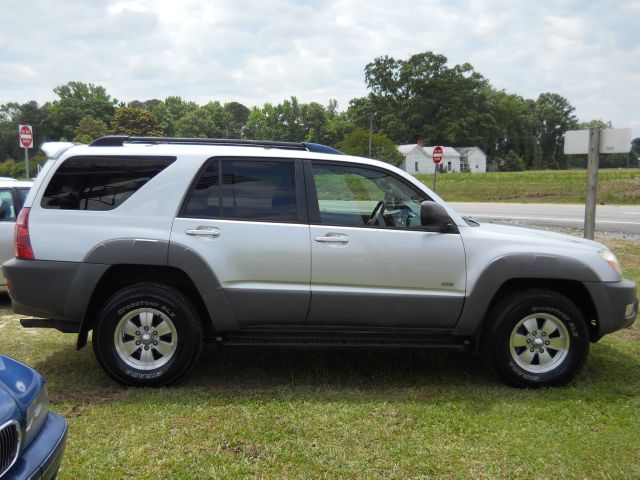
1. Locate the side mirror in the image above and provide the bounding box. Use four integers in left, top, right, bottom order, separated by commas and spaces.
420, 201, 456, 233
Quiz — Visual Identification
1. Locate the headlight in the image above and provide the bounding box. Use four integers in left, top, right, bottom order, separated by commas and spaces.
25, 385, 49, 446
599, 250, 622, 275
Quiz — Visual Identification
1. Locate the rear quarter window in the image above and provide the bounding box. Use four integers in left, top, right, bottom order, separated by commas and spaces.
41, 156, 175, 210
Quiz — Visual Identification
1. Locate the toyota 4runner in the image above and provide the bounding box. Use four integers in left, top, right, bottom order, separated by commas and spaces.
3, 136, 637, 387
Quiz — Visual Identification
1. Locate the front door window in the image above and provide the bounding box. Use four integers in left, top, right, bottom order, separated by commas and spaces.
312, 163, 427, 229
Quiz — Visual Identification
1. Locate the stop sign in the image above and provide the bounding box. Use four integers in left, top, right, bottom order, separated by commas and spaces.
19, 124, 33, 149
432, 145, 443, 165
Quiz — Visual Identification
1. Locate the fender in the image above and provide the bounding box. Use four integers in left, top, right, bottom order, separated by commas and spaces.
84, 238, 170, 265
453, 253, 601, 337
76, 239, 239, 348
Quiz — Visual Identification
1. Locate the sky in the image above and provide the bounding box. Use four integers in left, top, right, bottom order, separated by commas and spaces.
0, 0, 638, 137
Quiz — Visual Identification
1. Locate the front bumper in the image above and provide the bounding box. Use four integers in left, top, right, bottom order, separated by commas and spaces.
585, 279, 637, 341
5, 412, 68, 480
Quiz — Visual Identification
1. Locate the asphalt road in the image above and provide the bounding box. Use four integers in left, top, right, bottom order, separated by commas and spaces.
449, 202, 640, 236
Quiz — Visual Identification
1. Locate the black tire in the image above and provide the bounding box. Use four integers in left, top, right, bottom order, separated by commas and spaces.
484, 289, 590, 388
92, 283, 203, 387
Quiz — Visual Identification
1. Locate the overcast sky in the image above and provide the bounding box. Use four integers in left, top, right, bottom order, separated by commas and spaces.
0, 0, 638, 136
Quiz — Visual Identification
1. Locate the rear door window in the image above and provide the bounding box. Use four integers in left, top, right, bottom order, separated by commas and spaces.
181, 159, 300, 223
41, 156, 175, 210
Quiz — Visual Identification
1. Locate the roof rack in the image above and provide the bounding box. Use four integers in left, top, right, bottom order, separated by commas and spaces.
89, 135, 343, 154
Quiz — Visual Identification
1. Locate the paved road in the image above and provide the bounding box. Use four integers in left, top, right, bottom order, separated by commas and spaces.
448, 202, 640, 236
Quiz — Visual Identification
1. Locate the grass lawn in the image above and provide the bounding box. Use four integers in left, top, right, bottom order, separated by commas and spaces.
0, 235, 638, 478
416, 169, 640, 204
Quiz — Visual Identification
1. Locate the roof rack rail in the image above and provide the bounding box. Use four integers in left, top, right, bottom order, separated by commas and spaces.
89, 135, 343, 154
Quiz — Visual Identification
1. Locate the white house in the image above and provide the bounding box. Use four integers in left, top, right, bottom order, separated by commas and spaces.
398, 140, 461, 174
455, 147, 487, 173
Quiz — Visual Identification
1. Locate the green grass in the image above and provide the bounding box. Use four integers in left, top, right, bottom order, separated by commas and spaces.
416, 169, 640, 204
1, 236, 639, 478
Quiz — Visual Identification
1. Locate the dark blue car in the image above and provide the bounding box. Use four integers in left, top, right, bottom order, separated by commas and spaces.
0, 355, 67, 479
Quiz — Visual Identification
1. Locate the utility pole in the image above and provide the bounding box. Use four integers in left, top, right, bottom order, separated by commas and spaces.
368, 113, 374, 158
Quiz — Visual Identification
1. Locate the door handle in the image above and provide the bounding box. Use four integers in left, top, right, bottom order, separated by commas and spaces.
186, 227, 221, 238
314, 233, 349, 244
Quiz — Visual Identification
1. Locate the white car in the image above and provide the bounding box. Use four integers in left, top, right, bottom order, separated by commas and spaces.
0, 179, 32, 291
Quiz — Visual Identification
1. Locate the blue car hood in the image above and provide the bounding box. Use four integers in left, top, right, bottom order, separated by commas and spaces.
0, 355, 43, 418
0, 385, 17, 423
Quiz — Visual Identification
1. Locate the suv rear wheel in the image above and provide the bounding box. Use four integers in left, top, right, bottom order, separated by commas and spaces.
485, 289, 590, 387
92, 283, 203, 386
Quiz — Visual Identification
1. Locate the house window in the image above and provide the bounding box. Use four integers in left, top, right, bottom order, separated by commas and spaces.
414, 162, 419, 172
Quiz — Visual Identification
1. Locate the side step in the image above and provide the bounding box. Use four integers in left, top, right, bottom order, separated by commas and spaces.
216, 332, 470, 351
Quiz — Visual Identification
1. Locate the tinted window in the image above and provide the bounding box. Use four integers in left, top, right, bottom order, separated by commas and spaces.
18, 188, 29, 204
182, 161, 220, 218
312, 163, 427, 228
42, 156, 175, 211
182, 159, 297, 222
0, 189, 16, 221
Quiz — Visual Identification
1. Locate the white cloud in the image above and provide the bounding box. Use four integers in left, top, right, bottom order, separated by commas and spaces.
0, 0, 637, 136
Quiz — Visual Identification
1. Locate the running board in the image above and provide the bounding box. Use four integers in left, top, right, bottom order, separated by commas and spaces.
216, 332, 471, 350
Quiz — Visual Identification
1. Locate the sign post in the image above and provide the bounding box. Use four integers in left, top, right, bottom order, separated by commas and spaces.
584, 128, 600, 239
564, 127, 631, 239
432, 146, 443, 191
19, 124, 33, 180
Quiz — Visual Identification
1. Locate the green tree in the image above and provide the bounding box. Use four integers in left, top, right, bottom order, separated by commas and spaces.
324, 112, 351, 147
534, 93, 578, 168
224, 102, 250, 137
336, 128, 403, 165
153, 96, 199, 136
244, 104, 281, 140
74, 116, 110, 143
487, 91, 537, 167
128, 99, 162, 112
47, 81, 118, 139
112, 106, 163, 136
501, 150, 526, 171
630, 138, 640, 168
245, 98, 348, 145
578, 119, 612, 130
362, 51, 499, 150
174, 101, 235, 138
0, 100, 51, 165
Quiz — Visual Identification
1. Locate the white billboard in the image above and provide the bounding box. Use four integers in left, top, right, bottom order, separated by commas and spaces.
564, 128, 631, 155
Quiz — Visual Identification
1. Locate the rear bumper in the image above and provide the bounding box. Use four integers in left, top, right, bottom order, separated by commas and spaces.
585, 279, 637, 341
2, 258, 107, 327
6, 412, 67, 480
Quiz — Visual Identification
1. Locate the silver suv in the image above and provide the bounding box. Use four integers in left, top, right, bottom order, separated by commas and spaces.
4, 136, 637, 388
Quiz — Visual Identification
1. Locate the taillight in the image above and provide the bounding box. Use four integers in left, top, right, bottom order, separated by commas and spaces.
15, 207, 34, 260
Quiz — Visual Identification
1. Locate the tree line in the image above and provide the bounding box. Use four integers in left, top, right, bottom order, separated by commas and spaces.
1, 51, 638, 178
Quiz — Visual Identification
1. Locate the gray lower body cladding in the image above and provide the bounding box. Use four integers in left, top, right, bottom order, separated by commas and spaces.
3, 258, 108, 327
3, 258, 636, 346
584, 279, 637, 340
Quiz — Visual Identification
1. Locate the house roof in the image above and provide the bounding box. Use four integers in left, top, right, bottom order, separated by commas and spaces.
398, 144, 424, 155
423, 146, 460, 158
455, 146, 486, 157
398, 144, 460, 158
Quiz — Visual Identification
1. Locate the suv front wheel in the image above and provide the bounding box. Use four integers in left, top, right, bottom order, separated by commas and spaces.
92, 283, 203, 386
486, 289, 590, 387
